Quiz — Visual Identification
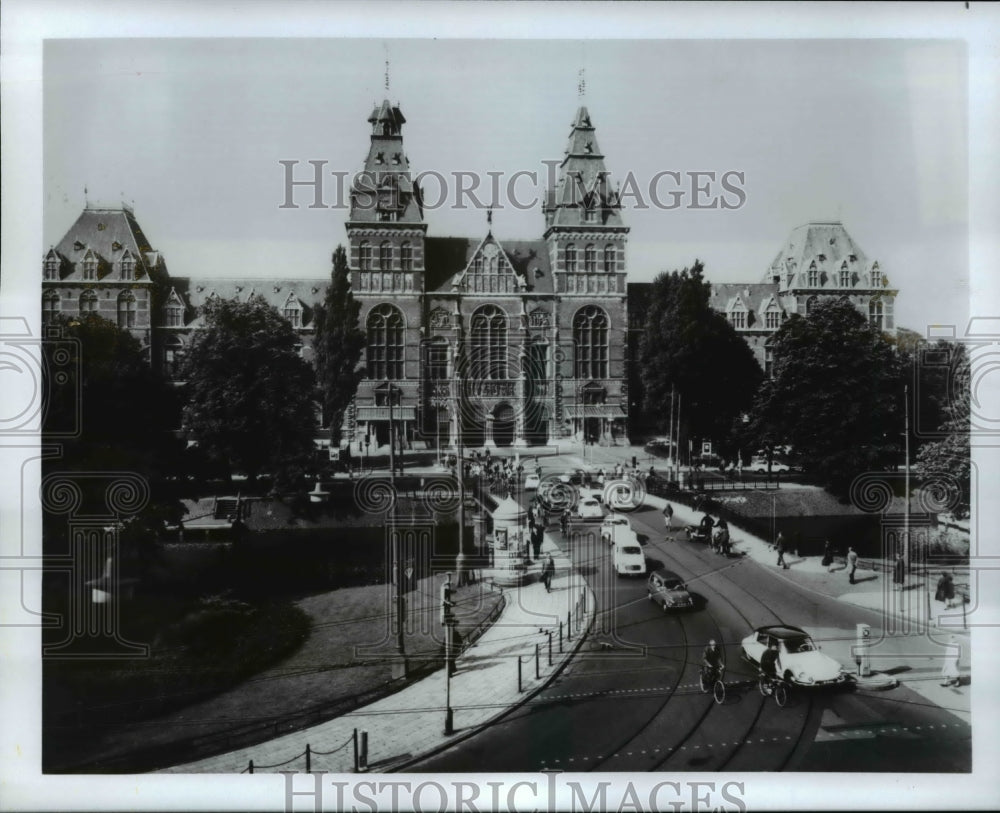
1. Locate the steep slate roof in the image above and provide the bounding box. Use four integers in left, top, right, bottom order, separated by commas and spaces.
168, 277, 325, 329
424, 236, 553, 294
49, 205, 160, 282
764, 221, 882, 290
708, 282, 783, 327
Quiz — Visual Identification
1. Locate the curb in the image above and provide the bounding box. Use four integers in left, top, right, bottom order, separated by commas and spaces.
388, 556, 597, 772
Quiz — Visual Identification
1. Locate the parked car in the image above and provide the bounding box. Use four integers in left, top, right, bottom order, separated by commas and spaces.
601, 514, 631, 545
740, 625, 849, 687
613, 536, 647, 577
644, 439, 675, 459
750, 457, 790, 473
603, 479, 640, 511
646, 568, 695, 611
577, 497, 604, 521
523, 473, 541, 490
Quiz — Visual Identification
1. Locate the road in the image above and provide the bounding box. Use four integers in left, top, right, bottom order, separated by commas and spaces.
407, 500, 971, 773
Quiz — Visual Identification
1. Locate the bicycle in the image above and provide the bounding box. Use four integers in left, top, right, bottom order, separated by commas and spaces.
757, 670, 789, 707
699, 664, 727, 705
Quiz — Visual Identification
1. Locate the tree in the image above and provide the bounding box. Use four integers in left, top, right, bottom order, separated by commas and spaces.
915, 345, 970, 514
638, 261, 762, 459
181, 295, 318, 487
313, 245, 365, 442
749, 298, 902, 496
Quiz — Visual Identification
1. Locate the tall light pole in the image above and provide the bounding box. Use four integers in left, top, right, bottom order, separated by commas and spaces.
904, 384, 910, 562
388, 383, 407, 679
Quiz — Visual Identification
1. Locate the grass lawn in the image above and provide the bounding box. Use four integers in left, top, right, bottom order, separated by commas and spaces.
45, 576, 502, 772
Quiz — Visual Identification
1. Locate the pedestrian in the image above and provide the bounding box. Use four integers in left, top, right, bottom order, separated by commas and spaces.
664, 502, 674, 531
542, 553, 555, 593
775, 531, 788, 569
560, 509, 570, 536
821, 540, 834, 570
935, 572, 956, 608
892, 552, 905, 591
532, 524, 544, 559
847, 546, 859, 584
714, 518, 730, 556
940, 635, 961, 687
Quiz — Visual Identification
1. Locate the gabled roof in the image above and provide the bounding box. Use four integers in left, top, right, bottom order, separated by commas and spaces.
51, 205, 159, 282
167, 277, 325, 329
709, 282, 781, 316
424, 236, 553, 294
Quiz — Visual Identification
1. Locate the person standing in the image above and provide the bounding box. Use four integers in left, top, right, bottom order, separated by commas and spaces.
892, 552, 905, 591
940, 635, 961, 687
847, 547, 859, 584
821, 540, 834, 570
542, 554, 556, 593
935, 572, 956, 608
664, 502, 674, 531
775, 531, 788, 569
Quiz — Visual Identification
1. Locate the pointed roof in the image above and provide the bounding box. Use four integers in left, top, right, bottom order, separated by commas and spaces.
423, 236, 553, 294
50, 205, 160, 282
545, 106, 626, 231
764, 221, 880, 290
350, 100, 424, 224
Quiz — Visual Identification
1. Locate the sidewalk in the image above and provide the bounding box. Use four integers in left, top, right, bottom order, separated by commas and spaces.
160, 532, 594, 774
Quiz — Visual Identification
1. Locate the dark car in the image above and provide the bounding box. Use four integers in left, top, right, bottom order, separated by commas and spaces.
646, 568, 695, 611
644, 440, 675, 459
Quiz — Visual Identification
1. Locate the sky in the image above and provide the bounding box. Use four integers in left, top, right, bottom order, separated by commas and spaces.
43, 37, 969, 333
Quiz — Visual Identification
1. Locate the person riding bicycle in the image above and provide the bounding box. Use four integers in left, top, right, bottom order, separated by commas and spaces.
702, 639, 726, 678
760, 641, 780, 682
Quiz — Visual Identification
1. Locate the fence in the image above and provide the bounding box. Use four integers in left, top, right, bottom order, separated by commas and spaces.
242, 728, 363, 774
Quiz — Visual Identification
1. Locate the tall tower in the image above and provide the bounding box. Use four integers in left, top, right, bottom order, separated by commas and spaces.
346, 100, 427, 450
544, 107, 630, 445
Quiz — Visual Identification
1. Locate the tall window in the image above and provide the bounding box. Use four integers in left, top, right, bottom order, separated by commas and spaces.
400, 242, 412, 272
117, 291, 136, 328
730, 306, 746, 329
471, 305, 508, 380
574, 306, 609, 379
583, 193, 598, 223
584, 244, 596, 273
121, 253, 135, 280
359, 241, 372, 271
79, 290, 98, 314
764, 347, 774, 379
283, 302, 301, 328
366, 304, 404, 379
44, 256, 59, 280
565, 244, 577, 273
869, 298, 884, 329
166, 302, 184, 327
163, 336, 185, 380
42, 291, 60, 324
604, 244, 616, 273
83, 256, 97, 280
427, 338, 449, 380
765, 309, 780, 329
805, 295, 818, 315
379, 241, 392, 271
839, 263, 850, 287
871, 264, 882, 287
807, 262, 818, 287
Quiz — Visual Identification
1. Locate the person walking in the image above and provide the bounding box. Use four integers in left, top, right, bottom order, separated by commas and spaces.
847, 546, 859, 584
892, 552, 906, 591
542, 554, 556, 593
664, 502, 674, 531
935, 572, 956, 608
821, 540, 834, 570
940, 635, 961, 687
775, 531, 788, 569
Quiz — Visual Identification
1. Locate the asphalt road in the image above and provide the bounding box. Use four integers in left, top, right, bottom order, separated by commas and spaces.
406, 501, 971, 773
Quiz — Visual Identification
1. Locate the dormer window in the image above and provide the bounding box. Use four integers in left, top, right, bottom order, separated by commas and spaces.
283, 299, 302, 328
729, 304, 746, 330
392, 153, 401, 165
121, 253, 135, 280
83, 255, 97, 280
839, 263, 850, 287
807, 262, 818, 287
73, 240, 85, 251
166, 302, 184, 327
871, 264, 882, 287
44, 255, 59, 280
583, 195, 598, 223
765, 308, 780, 330
375, 151, 385, 164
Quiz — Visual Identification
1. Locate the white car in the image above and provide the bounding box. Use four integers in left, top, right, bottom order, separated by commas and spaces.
613, 537, 647, 577
750, 458, 790, 473
600, 514, 631, 545
576, 497, 604, 521
523, 473, 541, 490
740, 625, 849, 687
603, 479, 640, 511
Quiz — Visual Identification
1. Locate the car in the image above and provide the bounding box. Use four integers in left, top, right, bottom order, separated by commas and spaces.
644, 439, 675, 459
600, 514, 631, 544
558, 469, 585, 485
749, 457, 790, 473
577, 497, 604, 520
523, 473, 541, 490
740, 625, 849, 687
613, 536, 647, 576
604, 479, 640, 511
646, 568, 695, 610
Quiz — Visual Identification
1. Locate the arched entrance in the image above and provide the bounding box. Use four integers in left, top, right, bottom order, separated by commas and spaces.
493, 403, 515, 447
524, 403, 549, 446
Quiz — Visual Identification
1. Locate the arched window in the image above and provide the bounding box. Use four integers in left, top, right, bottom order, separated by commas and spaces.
121, 252, 135, 280
366, 304, 405, 379
584, 244, 596, 273
871, 263, 882, 287
283, 298, 302, 328
166, 301, 184, 327
42, 291, 60, 324
839, 262, 850, 287
805, 295, 818, 316
869, 298, 884, 329
359, 241, 372, 271
471, 305, 508, 380
400, 242, 412, 272
379, 241, 392, 271
574, 306, 609, 379
604, 244, 616, 273
117, 291, 136, 328
565, 244, 577, 273
79, 290, 98, 314
807, 262, 818, 287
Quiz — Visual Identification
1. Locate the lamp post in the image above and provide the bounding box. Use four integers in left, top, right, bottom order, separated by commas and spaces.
388, 383, 407, 679
903, 384, 910, 562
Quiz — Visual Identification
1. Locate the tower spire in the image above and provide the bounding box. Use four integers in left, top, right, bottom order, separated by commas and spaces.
577, 68, 586, 100
384, 43, 390, 92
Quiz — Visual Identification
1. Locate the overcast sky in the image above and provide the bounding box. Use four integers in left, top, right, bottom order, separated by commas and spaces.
44, 37, 968, 332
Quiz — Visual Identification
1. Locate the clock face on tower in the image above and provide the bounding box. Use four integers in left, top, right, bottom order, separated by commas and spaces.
483, 243, 499, 259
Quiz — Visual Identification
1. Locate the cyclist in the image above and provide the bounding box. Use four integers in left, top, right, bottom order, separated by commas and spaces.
702, 639, 726, 681
759, 640, 780, 686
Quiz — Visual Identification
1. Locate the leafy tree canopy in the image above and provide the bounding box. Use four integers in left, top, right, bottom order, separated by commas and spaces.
638, 261, 762, 458
749, 297, 902, 496
181, 295, 317, 486
313, 245, 365, 441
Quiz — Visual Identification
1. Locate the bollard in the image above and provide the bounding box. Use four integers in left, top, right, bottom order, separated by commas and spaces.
305, 743, 311, 773
567, 610, 572, 641
248, 759, 254, 775
535, 643, 540, 679
359, 730, 369, 770
559, 621, 563, 653
548, 630, 553, 666
353, 728, 359, 772
518, 655, 523, 692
